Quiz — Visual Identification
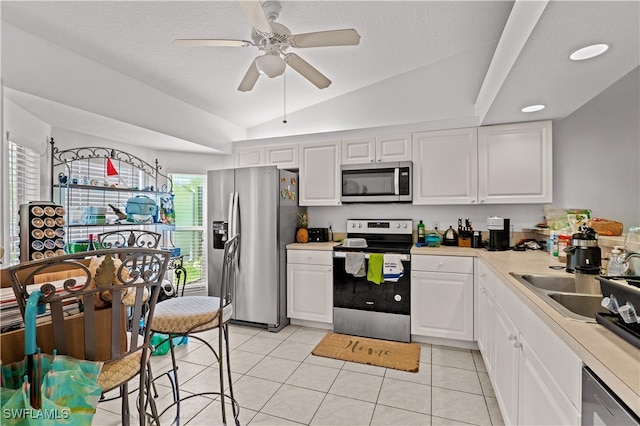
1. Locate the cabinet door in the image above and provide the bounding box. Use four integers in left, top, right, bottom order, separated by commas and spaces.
376, 133, 412, 162
477, 120, 552, 204
287, 263, 333, 323
266, 144, 298, 169
492, 302, 520, 426
518, 334, 580, 426
412, 128, 478, 204
234, 147, 265, 168
410, 271, 474, 340
475, 265, 495, 377
299, 140, 341, 206
342, 137, 375, 164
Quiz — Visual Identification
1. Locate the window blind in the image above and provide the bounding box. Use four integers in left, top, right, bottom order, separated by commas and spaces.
8, 141, 41, 265
170, 174, 206, 285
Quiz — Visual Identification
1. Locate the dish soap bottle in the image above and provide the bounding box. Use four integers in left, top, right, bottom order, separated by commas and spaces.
417, 220, 426, 245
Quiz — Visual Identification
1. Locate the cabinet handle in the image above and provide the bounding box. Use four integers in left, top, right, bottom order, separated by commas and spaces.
513, 340, 522, 348
370, 159, 374, 162
480, 199, 485, 204
471, 200, 476, 204
508, 333, 517, 341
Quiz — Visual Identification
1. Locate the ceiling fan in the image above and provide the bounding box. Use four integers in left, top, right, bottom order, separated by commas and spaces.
174, 0, 361, 92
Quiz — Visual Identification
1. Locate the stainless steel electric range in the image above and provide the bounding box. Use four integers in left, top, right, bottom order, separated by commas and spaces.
333, 219, 413, 342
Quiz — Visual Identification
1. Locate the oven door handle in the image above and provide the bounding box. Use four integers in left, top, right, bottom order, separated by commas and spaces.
333, 252, 410, 262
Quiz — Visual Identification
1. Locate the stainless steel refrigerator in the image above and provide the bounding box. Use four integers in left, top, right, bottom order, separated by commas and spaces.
207, 166, 300, 332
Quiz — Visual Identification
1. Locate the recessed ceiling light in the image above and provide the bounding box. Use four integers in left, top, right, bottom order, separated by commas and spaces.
521, 104, 545, 113
569, 44, 610, 61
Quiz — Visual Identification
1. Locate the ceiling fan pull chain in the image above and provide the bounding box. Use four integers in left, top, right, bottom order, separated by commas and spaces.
283, 71, 287, 124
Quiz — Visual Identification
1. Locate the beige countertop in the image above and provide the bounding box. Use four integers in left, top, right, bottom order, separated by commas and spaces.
286, 242, 340, 251
286, 242, 639, 414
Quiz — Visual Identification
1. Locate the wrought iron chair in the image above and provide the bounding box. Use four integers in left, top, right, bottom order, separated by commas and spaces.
149, 235, 240, 425
6, 248, 171, 426
97, 229, 162, 250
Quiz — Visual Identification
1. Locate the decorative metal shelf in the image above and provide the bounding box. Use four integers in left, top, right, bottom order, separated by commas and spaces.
53, 184, 167, 195
67, 222, 175, 229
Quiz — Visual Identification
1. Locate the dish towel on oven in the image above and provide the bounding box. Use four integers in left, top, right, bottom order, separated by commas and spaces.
383, 254, 404, 282
345, 253, 366, 277
367, 253, 384, 285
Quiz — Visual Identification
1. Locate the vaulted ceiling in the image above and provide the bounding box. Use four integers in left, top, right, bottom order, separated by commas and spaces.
2, 1, 638, 153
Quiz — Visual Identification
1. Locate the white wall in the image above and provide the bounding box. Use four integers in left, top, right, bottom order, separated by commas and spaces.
553, 67, 639, 230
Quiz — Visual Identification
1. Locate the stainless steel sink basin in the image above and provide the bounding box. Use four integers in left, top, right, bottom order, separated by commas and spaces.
512, 274, 577, 293
510, 273, 604, 322
547, 293, 608, 320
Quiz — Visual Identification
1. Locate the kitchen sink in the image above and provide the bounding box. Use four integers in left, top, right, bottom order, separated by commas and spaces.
548, 293, 609, 320
510, 273, 605, 322
511, 274, 577, 293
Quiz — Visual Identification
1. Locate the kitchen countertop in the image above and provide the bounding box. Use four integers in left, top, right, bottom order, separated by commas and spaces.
286, 242, 340, 251
411, 245, 640, 417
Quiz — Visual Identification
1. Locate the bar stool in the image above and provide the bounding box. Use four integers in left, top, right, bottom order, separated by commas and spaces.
149, 235, 240, 425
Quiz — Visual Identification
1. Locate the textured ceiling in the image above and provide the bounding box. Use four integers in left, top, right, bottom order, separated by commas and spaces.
1, 1, 638, 151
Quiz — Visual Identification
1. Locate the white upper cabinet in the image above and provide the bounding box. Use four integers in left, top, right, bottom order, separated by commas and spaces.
341, 137, 376, 164
412, 128, 478, 205
342, 133, 412, 164
234, 147, 265, 168
477, 120, 553, 204
266, 144, 298, 169
299, 140, 342, 206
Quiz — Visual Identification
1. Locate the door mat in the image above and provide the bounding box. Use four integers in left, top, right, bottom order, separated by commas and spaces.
311, 333, 420, 372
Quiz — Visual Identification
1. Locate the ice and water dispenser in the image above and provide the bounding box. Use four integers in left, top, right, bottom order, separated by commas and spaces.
212, 221, 228, 249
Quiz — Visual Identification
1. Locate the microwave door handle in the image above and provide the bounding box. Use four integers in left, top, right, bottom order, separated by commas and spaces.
394, 168, 400, 195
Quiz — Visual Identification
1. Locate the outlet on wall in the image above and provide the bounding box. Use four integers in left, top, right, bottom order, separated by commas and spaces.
433, 221, 440, 230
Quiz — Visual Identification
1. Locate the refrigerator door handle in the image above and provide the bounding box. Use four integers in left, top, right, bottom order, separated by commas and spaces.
232, 192, 240, 270
227, 192, 234, 238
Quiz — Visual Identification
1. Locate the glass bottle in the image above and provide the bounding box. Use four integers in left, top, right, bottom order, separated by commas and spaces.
417, 220, 425, 244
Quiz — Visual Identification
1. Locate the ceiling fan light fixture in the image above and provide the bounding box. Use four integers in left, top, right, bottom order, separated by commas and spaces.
255, 54, 286, 78
569, 43, 610, 61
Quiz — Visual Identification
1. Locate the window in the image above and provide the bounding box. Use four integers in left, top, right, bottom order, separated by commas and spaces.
170, 174, 206, 286
8, 141, 41, 265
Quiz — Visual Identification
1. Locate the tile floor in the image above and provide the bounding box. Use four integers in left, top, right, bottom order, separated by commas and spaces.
92, 324, 504, 425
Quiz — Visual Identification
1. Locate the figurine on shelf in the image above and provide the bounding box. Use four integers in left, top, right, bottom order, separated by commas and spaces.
108, 204, 127, 222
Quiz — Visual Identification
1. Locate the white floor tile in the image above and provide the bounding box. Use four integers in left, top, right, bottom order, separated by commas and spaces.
431, 346, 476, 371
226, 349, 265, 374
432, 415, 476, 425
473, 350, 488, 373
260, 384, 326, 424
232, 375, 282, 411
371, 404, 432, 426
249, 412, 306, 425
285, 362, 341, 392
478, 371, 496, 398
431, 387, 491, 425
303, 353, 346, 369
256, 325, 301, 340
287, 328, 329, 345
186, 399, 257, 425
418, 343, 432, 364
246, 356, 301, 382
310, 393, 375, 426
432, 364, 483, 395
486, 396, 505, 426
269, 340, 317, 362
377, 377, 431, 415
328, 370, 384, 403
342, 360, 387, 376
236, 335, 284, 355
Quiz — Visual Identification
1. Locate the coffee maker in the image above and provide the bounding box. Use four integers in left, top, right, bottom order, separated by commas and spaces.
487, 216, 510, 251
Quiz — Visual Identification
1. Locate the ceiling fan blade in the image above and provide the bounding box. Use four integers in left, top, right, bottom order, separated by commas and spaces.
174, 39, 252, 47
238, 59, 260, 92
239, 1, 273, 34
290, 29, 361, 48
286, 53, 331, 89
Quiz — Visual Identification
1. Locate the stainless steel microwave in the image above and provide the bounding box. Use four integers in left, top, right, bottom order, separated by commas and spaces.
341, 161, 412, 203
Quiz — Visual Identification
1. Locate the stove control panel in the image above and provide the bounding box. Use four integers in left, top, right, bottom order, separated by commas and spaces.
346, 219, 413, 234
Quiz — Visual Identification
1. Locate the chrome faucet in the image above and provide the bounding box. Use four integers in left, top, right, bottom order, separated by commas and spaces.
618, 252, 640, 263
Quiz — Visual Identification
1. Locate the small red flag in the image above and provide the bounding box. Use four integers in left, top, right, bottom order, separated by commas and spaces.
106, 158, 119, 176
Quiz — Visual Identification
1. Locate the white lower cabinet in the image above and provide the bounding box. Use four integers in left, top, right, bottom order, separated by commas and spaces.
475, 259, 581, 426
411, 255, 474, 341
286, 250, 333, 323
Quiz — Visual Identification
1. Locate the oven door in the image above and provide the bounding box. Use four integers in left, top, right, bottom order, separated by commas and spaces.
333, 253, 411, 315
